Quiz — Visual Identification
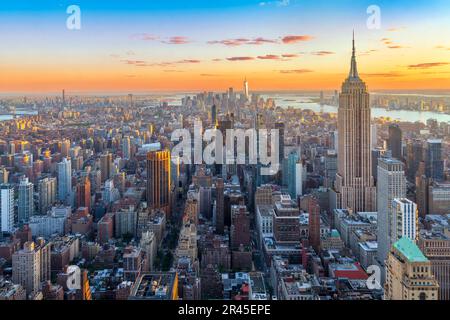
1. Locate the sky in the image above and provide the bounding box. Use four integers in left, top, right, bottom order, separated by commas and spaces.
0, 0, 449, 93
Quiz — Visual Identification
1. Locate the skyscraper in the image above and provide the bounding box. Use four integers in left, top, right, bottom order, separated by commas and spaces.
391, 198, 418, 243
0, 184, 15, 233
334, 34, 376, 212
38, 177, 57, 215
287, 152, 300, 200
57, 157, 72, 204
146, 150, 171, 216
307, 196, 321, 253
18, 177, 34, 224
406, 139, 423, 181
243, 78, 249, 100
377, 158, 406, 268
76, 176, 91, 211
100, 152, 113, 182
215, 178, 224, 234
122, 136, 131, 160
388, 124, 402, 160
426, 139, 444, 181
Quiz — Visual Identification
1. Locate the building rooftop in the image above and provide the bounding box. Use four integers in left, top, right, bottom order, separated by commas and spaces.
393, 237, 428, 263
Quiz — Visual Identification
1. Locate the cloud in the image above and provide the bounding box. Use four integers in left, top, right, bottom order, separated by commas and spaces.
281, 53, 299, 58
121, 59, 201, 67
381, 38, 408, 49
311, 51, 335, 56
387, 27, 406, 32
163, 70, 184, 73
408, 62, 449, 69
208, 37, 277, 46
226, 56, 255, 61
362, 72, 403, 78
259, 0, 290, 7
282, 35, 314, 44
388, 45, 408, 49
162, 36, 191, 45
279, 69, 313, 74
435, 45, 450, 51
178, 59, 200, 64
212, 58, 223, 62
130, 33, 158, 41
257, 54, 280, 60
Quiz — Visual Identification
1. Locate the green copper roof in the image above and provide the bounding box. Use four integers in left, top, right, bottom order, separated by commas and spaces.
330, 229, 340, 238
393, 237, 428, 263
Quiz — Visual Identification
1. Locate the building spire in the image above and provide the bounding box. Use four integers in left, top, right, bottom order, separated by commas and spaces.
349, 30, 359, 79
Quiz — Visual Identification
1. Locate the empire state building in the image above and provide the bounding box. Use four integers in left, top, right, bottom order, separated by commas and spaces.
334, 34, 376, 212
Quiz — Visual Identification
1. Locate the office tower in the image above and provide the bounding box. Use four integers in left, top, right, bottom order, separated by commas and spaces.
275, 122, 285, 164
426, 139, 444, 181
415, 161, 429, 217
76, 176, 91, 211
406, 139, 423, 181
38, 177, 57, 215
57, 157, 72, 204
230, 205, 250, 249
388, 124, 402, 160
287, 152, 300, 200
122, 136, 131, 160
371, 124, 378, 149
243, 78, 249, 100
199, 186, 212, 219
146, 150, 171, 216
377, 158, 406, 267
391, 198, 418, 243
0, 184, 14, 233
385, 237, 439, 300
0, 166, 8, 184
18, 177, 34, 224
215, 178, 224, 234
308, 197, 321, 253
12, 242, 41, 295
61, 139, 71, 158
325, 150, 337, 188
334, 34, 376, 212
100, 152, 113, 182
211, 104, 217, 127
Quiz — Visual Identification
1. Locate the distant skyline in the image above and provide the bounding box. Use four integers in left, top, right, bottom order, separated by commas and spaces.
1, 0, 449, 93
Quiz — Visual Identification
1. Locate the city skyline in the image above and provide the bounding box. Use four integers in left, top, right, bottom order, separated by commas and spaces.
1, 0, 450, 93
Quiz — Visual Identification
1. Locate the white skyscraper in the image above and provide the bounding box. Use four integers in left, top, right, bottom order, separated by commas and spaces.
391, 198, 418, 243
377, 158, 406, 267
243, 78, 249, 100
0, 184, 15, 233
18, 177, 34, 224
57, 157, 72, 204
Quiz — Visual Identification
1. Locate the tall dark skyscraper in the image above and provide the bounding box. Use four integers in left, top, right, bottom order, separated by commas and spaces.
426, 139, 444, 181
334, 34, 376, 212
147, 150, 171, 216
388, 124, 402, 160
215, 178, 224, 234
275, 122, 285, 164
211, 104, 217, 127
406, 139, 423, 181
